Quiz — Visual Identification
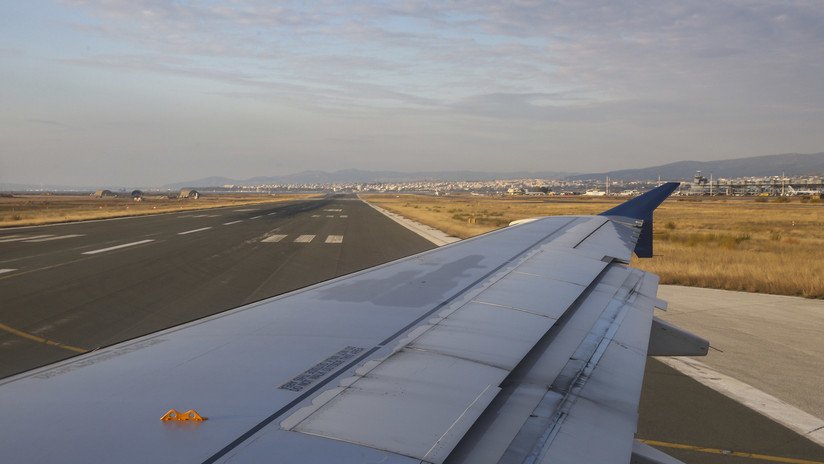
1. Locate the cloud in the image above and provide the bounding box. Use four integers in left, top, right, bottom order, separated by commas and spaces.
26, 119, 70, 128
5, 1, 822, 184
56, 1, 824, 110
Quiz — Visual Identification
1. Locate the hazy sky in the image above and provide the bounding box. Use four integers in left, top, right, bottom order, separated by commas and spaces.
2, 1, 823, 186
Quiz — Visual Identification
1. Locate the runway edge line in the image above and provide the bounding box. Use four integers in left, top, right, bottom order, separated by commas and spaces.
657, 356, 824, 447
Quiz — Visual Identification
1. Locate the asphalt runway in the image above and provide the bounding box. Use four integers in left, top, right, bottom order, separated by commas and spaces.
0, 196, 433, 377
1, 196, 822, 463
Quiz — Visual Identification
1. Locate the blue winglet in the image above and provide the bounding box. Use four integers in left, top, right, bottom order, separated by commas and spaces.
599, 182, 680, 258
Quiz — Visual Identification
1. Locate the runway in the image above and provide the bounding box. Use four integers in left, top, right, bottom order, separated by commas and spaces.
0, 195, 433, 378
1, 195, 822, 463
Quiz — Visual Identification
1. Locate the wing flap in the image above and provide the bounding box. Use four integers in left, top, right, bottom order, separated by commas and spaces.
445, 265, 656, 464
537, 289, 653, 464
281, 235, 614, 463
286, 349, 505, 462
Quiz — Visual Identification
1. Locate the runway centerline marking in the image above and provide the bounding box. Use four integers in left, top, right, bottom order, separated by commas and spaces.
223, 220, 243, 225
0, 322, 88, 354
294, 235, 315, 243
261, 234, 287, 243
0, 235, 54, 243
250, 216, 262, 220
311, 215, 320, 218
268, 212, 277, 216
234, 209, 256, 212
637, 439, 824, 464
325, 235, 343, 243
339, 215, 348, 218
24, 234, 85, 243
178, 227, 212, 235
324, 209, 342, 212
0, 269, 17, 275
82, 239, 155, 255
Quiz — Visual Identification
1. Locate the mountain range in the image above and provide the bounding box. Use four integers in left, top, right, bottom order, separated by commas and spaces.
161, 169, 575, 189
566, 152, 824, 181
164, 152, 824, 188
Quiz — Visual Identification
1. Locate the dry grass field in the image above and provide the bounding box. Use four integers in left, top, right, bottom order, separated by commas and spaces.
364, 194, 824, 298
0, 193, 318, 228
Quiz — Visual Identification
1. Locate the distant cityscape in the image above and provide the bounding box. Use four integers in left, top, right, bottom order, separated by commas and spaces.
207, 171, 824, 197
5, 152, 824, 197
5, 172, 824, 198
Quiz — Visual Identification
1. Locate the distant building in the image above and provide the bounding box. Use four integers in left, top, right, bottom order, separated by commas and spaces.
178, 189, 200, 199
91, 189, 116, 198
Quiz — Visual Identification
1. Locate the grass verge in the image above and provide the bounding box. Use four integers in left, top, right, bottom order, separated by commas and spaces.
0, 194, 319, 228
364, 194, 824, 298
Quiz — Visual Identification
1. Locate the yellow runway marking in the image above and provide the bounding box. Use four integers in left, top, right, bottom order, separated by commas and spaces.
639, 439, 824, 464
0, 322, 88, 354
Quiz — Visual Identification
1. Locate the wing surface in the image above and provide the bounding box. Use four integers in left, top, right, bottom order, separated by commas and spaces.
0, 183, 702, 464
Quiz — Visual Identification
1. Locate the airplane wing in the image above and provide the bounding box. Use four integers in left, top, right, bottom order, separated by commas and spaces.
0, 182, 707, 464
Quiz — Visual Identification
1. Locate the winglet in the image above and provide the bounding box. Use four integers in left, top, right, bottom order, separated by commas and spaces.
599, 182, 680, 258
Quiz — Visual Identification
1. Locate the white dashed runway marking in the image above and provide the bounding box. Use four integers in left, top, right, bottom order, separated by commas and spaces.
311, 215, 320, 218
324, 209, 342, 212
178, 227, 212, 235
234, 209, 256, 212
0, 235, 53, 243
0, 269, 17, 275
82, 239, 155, 255
223, 220, 243, 225
250, 216, 262, 220
339, 215, 348, 218
326, 215, 334, 218
268, 212, 277, 216
260, 234, 344, 244
325, 235, 344, 243
24, 234, 85, 243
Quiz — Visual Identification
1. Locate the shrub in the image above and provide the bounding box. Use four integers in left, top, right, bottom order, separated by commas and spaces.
664, 221, 677, 230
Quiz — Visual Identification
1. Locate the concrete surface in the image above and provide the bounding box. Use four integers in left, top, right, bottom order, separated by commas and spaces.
361, 197, 460, 246
657, 285, 824, 419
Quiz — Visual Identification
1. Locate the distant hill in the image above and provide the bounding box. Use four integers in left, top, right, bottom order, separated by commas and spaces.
566, 152, 824, 181
163, 169, 575, 189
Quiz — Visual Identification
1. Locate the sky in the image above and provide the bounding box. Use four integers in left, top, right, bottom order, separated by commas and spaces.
1, 1, 823, 187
